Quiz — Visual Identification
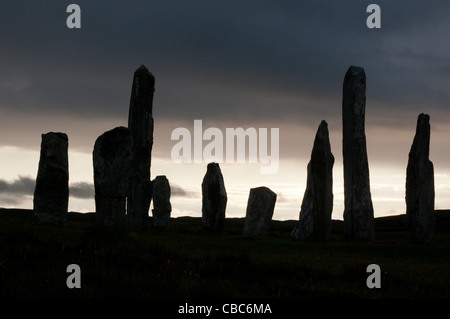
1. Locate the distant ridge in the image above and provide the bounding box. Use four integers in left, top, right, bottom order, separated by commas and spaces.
1, 208, 449, 233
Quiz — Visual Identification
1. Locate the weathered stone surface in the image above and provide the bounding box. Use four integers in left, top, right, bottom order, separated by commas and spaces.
342, 66, 374, 241
33, 132, 69, 225
406, 113, 435, 245
202, 162, 227, 232
243, 187, 277, 237
93, 126, 133, 227
152, 175, 172, 229
127, 65, 155, 230
292, 120, 334, 241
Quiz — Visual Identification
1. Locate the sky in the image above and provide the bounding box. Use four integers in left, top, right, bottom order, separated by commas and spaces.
0, 1, 449, 221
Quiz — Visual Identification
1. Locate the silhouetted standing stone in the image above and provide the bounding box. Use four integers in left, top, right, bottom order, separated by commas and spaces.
127, 65, 155, 230
243, 187, 277, 237
342, 66, 374, 241
93, 127, 133, 227
406, 113, 435, 245
202, 163, 227, 232
33, 132, 69, 225
152, 175, 172, 229
292, 120, 334, 241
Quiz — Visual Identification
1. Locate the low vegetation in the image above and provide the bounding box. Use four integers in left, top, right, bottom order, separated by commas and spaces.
0, 208, 449, 299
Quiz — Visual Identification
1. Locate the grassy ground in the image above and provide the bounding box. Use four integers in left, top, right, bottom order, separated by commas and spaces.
0, 208, 449, 300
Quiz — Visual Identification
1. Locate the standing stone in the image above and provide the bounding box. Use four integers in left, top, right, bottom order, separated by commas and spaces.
33, 132, 69, 225
201, 162, 227, 232
93, 127, 133, 227
127, 65, 155, 230
406, 113, 435, 245
152, 175, 172, 229
342, 66, 375, 241
292, 120, 334, 241
243, 187, 277, 237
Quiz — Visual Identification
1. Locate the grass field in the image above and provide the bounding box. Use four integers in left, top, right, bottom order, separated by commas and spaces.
0, 208, 449, 300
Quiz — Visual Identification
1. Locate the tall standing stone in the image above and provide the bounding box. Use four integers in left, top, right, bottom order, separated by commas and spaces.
201, 162, 227, 232
292, 120, 334, 241
127, 65, 155, 230
406, 113, 435, 245
243, 187, 277, 237
152, 175, 172, 229
342, 66, 374, 241
33, 132, 69, 225
93, 127, 133, 227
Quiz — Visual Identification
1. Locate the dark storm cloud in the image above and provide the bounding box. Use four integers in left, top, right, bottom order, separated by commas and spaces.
0, 176, 94, 201
171, 183, 200, 198
0, 176, 35, 206
70, 182, 94, 199
0, 1, 449, 139
0, 176, 35, 196
0, 175, 194, 201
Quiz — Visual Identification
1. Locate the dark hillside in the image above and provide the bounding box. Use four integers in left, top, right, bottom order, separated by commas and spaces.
0, 208, 449, 300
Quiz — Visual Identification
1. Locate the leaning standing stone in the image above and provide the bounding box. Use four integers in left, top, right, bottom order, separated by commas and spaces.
202, 162, 227, 232
93, 126, 133, 227
33, 132, 69, 226
406, 113, 435, 245
243, 187, 277, 237
292, 120, 334, 241
342, 66, 375, 241
152, 175, 172, 229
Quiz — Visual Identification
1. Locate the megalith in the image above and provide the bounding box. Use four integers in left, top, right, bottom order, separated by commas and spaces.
292, 120, 334, 241
93, 126, 133, 227
201, 162, 227, 232
152, 175, 172, 229
33, 132, 69, 225
406, 113, 435, 245
342, 66, 375, 241
243, 186, 277, 237
127, 65, 155, 230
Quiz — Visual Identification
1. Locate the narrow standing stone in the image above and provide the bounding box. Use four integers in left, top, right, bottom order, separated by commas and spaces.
127, 65, 155, 230
243, 187, 277, 237
201, 162, 227, 232
152, 175, 172, 229
406, 113, 435, 245
93, 126, 133, 227
292, 120, 334, 241
342, 66, 374, 241
33, 132, 69, 226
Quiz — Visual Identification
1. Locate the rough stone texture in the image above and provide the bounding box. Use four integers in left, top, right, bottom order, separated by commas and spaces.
406, 113, 435, 245
201, 163, 227, 232
342, 66, 375, 241
127, 65, 155, 230
33, 132, 69, 226
152, 175, 172, 229
292, 120, 334, 241
93, 127, 133, 227
243, 187, 277, 237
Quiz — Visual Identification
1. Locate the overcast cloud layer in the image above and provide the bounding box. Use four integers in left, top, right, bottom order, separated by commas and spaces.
1, 1, 449, 131
0, 1, 449, 181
